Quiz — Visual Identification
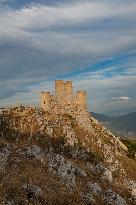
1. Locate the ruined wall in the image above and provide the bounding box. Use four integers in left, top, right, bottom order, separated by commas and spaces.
41, 92, 54, 111
74, 91, 87, 112
55, 80, 63, 103
55, 80, 73, 104
41, 80, 88, 115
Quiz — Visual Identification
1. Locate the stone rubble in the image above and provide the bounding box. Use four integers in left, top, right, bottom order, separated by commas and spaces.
103, 189, 127, 205
0, 145, 10, 172
47, 153, 87, 186
87, 182, 102, 196
126, 179, 136, 201
81, 193, 96, 205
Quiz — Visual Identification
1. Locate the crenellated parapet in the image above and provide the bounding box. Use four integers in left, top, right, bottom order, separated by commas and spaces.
41, 80, 88, 115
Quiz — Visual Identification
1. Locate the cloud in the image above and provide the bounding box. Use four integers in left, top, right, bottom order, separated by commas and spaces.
0, 0, 136, 114
113, 96, 131, 101
1, 1, 136, 29
0, 0, 7, 3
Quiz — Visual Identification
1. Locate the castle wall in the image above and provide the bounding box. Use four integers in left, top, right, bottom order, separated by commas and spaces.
55, 80, 64, 103
75, 91, 87, 105
41, 91, 54, 111
64, 81, 73, 103
74, 91, 87, 112
55, 80, 73, 104
41, 80, 88, 115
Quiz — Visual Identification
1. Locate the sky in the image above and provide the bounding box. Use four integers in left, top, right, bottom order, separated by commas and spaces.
0, 0, 136, 115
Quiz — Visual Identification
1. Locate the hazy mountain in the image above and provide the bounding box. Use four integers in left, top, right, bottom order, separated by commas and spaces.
91, 112, 136, 138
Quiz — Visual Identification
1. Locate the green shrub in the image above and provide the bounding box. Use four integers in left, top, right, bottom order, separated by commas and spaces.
121, 139, 136, 159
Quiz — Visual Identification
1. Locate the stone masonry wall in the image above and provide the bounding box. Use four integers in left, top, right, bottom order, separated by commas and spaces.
41, 80, 88, 115
55, 80, 73, 104
74, 91, 87, 112
41, 92, 55, 111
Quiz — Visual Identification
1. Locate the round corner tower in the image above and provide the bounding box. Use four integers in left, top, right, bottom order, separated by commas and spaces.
75, 90, 87, 113
41, 91, 54, 111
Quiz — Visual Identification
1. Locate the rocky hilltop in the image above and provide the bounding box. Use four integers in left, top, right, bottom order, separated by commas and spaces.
0, 105, 136, 205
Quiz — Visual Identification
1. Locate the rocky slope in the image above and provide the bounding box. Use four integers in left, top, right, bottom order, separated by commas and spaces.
0, 105, 136, 205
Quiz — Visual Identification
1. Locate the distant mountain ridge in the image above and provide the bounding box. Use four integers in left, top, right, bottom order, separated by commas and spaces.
91, 112, 136, 138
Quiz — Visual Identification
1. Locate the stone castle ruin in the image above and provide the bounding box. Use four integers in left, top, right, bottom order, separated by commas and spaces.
41, 80, 88, 116
40, 81, 128, 153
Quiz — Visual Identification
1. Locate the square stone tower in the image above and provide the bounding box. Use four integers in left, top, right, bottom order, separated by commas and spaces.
55, 80, 73, 104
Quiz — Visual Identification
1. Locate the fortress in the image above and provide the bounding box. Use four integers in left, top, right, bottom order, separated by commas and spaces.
41, 80, 88, 116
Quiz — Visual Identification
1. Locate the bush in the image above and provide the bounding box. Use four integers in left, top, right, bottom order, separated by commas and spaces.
121, 139, 136, 159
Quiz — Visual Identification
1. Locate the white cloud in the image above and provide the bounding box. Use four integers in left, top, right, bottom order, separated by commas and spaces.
0, 1, 136, 57
0, 0, 136, 113
1, 1, 136, 29
113, 96, 131, 101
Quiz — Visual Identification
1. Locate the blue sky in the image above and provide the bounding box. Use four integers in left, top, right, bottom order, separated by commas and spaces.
0, 0, 136, 114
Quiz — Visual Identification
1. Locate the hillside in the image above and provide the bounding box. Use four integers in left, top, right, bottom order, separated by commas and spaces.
0, 105, 136, 205
91, 112, 136, 138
